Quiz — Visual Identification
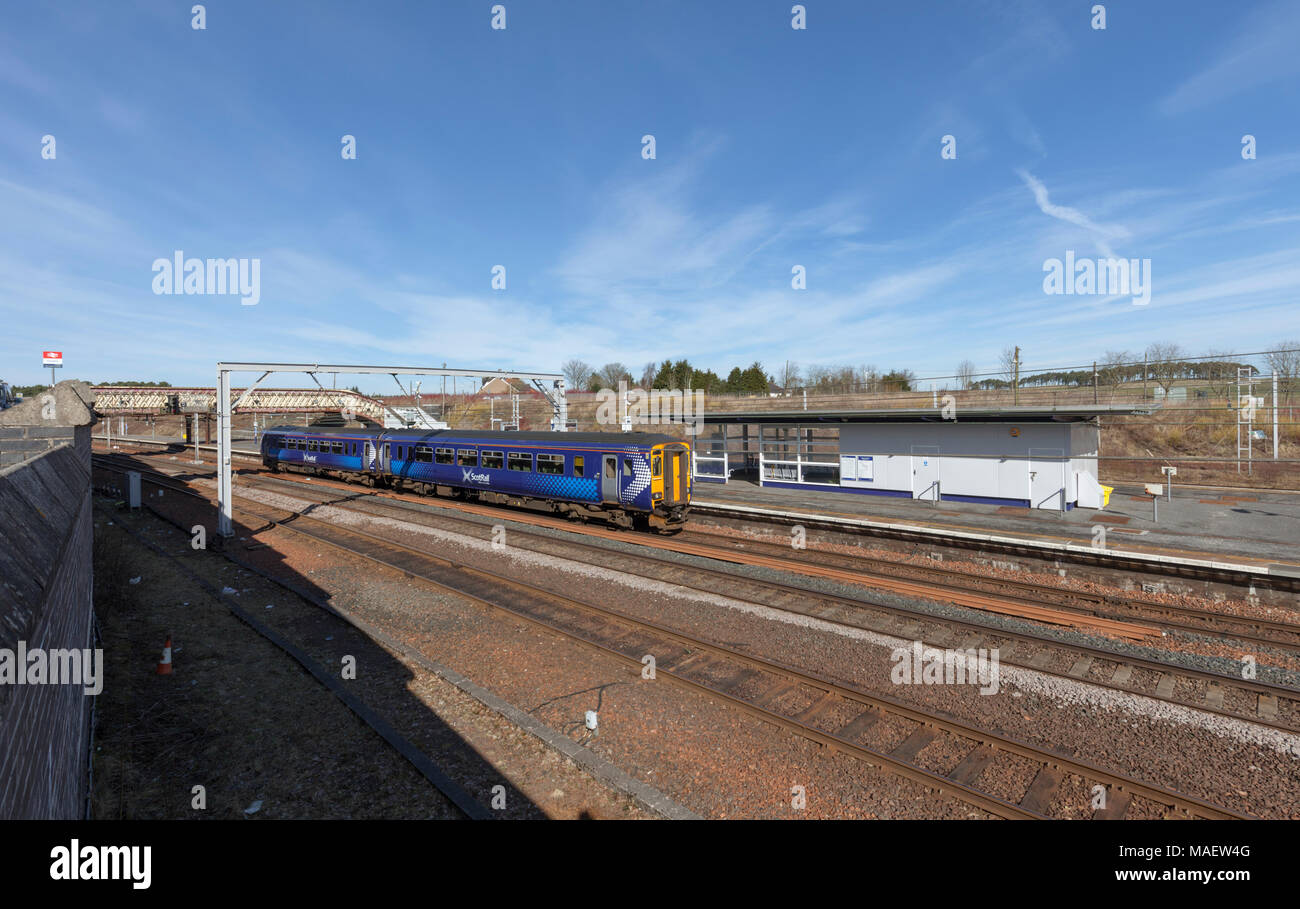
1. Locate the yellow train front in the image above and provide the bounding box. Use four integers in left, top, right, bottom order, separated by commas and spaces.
645, 438, 692, 529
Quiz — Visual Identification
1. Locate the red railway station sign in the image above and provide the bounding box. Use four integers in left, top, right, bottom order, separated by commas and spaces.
42, 350, 63, 366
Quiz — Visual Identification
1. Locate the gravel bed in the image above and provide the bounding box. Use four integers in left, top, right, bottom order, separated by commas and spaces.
225, 474, 1300, 688
177, 474, 1300, 816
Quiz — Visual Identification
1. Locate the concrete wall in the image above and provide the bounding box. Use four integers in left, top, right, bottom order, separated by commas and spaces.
0, 382, 97, 818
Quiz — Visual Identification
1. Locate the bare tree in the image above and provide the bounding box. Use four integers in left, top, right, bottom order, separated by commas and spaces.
857, 364, 879, 393
639, 361, 657, 388
1268, 340, 1300, 404
955, 359, 976, 390
1145, 342, 1184, 397
778, 360, 800, 390
592, 362, 632, 391
562, 359, 593, 391
998, 347, 1018, 385
1099, 350, 1131, 401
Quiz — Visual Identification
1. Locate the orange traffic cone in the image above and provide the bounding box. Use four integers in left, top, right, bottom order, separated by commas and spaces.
156, 637, 173, 675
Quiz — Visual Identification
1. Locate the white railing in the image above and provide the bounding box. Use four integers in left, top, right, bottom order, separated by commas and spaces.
692, 451, 730, 481
759, 453, 840, 486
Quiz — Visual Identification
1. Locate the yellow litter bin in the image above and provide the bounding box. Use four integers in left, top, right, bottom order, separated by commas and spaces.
1100, 485, 1113, 507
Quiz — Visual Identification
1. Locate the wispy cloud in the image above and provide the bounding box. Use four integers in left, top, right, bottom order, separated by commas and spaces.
1160, 0, 1300, 115
1016, 170, 1129, 257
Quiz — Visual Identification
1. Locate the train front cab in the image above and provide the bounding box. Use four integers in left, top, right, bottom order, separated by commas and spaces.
650, 441, 691, 528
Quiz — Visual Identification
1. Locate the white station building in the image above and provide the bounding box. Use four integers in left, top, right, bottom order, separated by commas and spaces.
692, 405, 1152, 510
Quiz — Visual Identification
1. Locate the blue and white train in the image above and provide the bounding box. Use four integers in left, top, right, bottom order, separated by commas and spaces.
259, 426, 692, 530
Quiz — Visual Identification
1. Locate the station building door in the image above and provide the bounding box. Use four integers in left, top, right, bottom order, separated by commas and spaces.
911, 445, 940, 501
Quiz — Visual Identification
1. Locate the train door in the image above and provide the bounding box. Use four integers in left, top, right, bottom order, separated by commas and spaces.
663, 449, 679, 501
364, 439, 377, 474
601, 454, 619, 504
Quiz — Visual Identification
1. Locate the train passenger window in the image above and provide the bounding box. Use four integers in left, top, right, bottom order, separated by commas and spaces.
573, 456, 584, 477
537, 454, 564, 475
507, 452, 532, 472
481, 450, 503, 469
332, 442, 344, 454
416, 447, 434, 463
623, 459, 633, 477
605, 458, 616, 478
308, 441, 318, 452
435, 447, 454, 464
458, 450, 478, 466
652, 454, 662, 477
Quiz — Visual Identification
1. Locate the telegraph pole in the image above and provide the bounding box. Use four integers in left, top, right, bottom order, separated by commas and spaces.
1013, 346, 1021, 406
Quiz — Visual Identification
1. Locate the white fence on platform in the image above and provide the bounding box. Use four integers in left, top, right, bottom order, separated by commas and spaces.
692, 451, 730, 481
758, 453, 840, 487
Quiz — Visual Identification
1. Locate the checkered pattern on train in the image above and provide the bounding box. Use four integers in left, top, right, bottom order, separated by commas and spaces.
524, 473, 599, 502
620, 447, 652, 507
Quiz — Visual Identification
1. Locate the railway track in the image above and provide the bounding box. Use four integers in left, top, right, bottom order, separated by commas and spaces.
96, 450, 1300, 733
675, 526, 1300, 654
92, 496, 493, 820
102, 443, 1300, 650
93, 455, 1261, 819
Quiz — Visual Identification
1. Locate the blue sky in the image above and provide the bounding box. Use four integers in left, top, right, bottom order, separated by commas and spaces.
2, 0, 1298, 388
